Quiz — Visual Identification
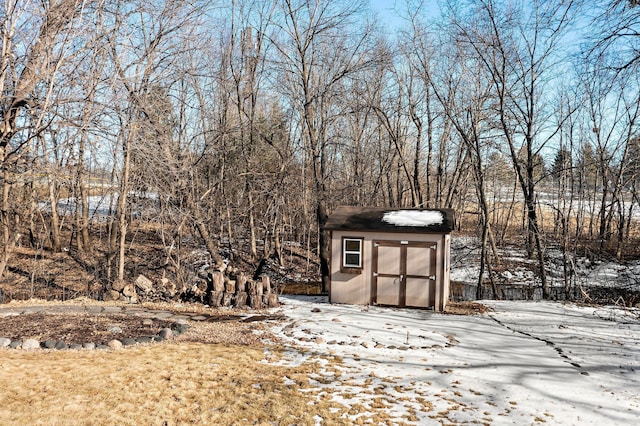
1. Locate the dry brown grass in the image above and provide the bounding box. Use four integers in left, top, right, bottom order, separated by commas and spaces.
0, 343, 355, 425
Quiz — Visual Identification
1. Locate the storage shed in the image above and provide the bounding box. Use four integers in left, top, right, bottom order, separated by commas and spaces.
324, 206, 455, 311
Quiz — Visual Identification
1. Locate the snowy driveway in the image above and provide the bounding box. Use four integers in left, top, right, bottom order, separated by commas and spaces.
270, 296, 640, 425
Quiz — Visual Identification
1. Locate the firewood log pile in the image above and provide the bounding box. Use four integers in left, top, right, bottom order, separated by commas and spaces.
102, 269, 279, 309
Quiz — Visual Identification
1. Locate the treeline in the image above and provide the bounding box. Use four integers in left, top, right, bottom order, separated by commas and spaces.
1, 0, 639, 298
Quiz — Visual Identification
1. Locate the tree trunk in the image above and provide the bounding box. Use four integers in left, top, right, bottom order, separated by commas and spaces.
318, 202, 330, 294
48, 174, 62, 253
78, 134, 91, 252
117, 134, 132, 282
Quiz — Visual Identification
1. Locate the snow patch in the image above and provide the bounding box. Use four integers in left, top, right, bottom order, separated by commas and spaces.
382, 210, 443, 227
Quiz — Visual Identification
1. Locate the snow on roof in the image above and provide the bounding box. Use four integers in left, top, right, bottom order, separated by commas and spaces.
324, 206, 455, 233
382, 210, 444, 227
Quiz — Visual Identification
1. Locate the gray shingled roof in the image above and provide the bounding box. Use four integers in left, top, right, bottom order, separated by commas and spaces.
324, 206, 455, 234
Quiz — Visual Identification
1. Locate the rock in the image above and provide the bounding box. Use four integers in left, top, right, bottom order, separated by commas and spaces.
55, 341, 68, 350
111, 280, 126, 292
121, 338, 136, 346
142, 318, 154, 326
108, 339, 123, 350
190, 315, 207, 321
158, 328, 173, 340
96, 344, 109, 350
311, 307, 321, 313
136, 336, 153, 344
22, 339, 40, 350
42, 339, 57, 349
103, 290, 120, 302
108, 326, 123, 334
0, 337, 11, 348
69, 344, 82, 350
135, 274, 153, 293
173, 324, 189, 335
82, 342, 96, 350
9, 340, 22, 349
314, 337, 325, 344
122, 284, 136, 298
332, 318, 341, 322
361, 341, 374, 349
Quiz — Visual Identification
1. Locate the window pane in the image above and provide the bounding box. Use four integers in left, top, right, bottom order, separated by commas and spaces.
345, 253, 361, 267
345, 239, 361, 252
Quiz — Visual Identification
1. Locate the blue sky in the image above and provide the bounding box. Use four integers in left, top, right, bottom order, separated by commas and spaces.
368, 0, 440, 31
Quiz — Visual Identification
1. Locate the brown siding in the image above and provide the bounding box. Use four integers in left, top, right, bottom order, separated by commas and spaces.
330, 230, 450, 311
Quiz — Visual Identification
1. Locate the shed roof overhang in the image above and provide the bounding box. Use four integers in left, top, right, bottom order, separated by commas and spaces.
324, 206, 455, 234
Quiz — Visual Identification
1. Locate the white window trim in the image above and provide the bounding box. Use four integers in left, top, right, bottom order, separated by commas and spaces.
343, 237, 363, 268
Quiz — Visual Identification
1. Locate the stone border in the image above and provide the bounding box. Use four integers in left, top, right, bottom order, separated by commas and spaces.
0, 322, 189, 351
0, 303, 284, 351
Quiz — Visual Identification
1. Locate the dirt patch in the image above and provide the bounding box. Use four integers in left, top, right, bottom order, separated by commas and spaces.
0, 313, 176, 343
444, 301, 491, 315
0, 300, 280, 346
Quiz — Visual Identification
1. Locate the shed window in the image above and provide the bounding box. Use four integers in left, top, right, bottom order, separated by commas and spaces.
342, 238, 363, 269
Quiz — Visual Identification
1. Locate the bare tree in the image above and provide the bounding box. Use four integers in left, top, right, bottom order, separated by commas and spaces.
271, 0, 376, 292
448, 0, 578, 298
0, 0, 88, 277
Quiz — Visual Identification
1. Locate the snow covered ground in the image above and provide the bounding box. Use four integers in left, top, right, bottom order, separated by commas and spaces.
269, 296, 640, 425
449, 236, 640, 294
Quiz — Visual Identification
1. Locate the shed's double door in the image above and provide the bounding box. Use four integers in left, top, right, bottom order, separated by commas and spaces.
372, 241, 437, 308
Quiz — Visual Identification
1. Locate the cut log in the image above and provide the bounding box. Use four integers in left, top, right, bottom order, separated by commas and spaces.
135, 274, 154, 293
208, 291, 223, 307
221, 292, 233, 307
111, 279, 126, 292
122, 284, 136, 298
249, 294, 263, 309
211, 271, 225, 292
247, 280, 257, 295
261, 275, 271, 294
264, 293, 279, 308
158, 277, 177, 297
234, 292, 247, 308
225, 279, 236, 294
237, 273, 248, 292
103, 289, 120, 302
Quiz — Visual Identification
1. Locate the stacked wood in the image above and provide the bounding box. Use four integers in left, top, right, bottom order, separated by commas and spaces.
103, 268, 279, 310
201, 268, 279, 309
